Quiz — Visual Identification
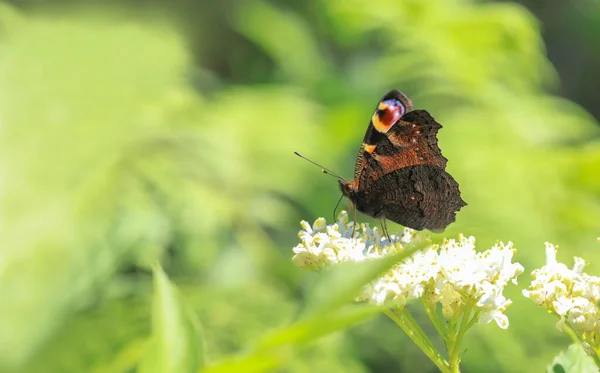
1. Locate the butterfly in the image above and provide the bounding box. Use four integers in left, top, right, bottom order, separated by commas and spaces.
297, 89, 466, 236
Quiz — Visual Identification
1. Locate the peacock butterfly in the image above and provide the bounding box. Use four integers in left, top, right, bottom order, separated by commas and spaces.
296, 89, 466, 235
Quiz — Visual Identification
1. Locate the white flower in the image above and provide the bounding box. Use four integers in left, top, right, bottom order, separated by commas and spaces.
293, 212, 523, 329
523, 241, 600, 353
429, 238, 521, 329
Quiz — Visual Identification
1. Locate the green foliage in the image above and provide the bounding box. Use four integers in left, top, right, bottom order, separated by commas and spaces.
201, 245, 435, 373
139, 265, 204, 373
0, 9, 190, 368
0, 0, 599, 372
547, 344, 598, 373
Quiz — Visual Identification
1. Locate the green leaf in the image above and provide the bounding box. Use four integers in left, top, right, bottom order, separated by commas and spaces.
546, 344, 598, 373
11, 296, 150, 373
199, 235, 431, 373
139, 265, 204, 373
202, 240, 433, 373
259, 304, 380, 349
301, 240, 431, 317
202, 304, 380, 373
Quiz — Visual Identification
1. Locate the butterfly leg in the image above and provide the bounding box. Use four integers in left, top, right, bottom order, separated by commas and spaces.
332, 194, 344, 223
351, 204, 357, 238
380, 218, 391, 242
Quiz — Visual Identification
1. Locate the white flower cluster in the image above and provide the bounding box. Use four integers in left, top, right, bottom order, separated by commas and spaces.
293, 212, 524, 329
522, 242, 600, 352
292, 211, 420, 269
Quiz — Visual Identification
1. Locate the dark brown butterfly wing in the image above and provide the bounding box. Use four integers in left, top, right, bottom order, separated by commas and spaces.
356, 109, 449, 191
361, 165, 466, 231
345, 90, 466, 231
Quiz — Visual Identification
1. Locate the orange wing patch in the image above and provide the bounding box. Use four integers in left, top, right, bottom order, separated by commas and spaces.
364, 144, 377, 154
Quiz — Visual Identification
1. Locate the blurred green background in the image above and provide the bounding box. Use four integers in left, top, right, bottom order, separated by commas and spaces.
0, 0, 599, 372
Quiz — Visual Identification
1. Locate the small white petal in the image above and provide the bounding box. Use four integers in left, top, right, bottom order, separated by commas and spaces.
478, 310, 509, 329
572, 256, 587, 275
313, 217, 327, 231
300, 220, 312, 233
544, 242, 558, 266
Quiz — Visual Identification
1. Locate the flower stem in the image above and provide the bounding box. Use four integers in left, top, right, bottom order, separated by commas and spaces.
447, 303, 473, 372
467, 310, 480, 329
384, 308, 451, 373
422, 298, 449, 344
402, 307, 435, 347
590, 349, 600, 369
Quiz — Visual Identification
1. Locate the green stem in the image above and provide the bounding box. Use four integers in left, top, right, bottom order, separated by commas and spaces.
447, 306, 462, 337
447, 303, 473, 372
421, 298, 449, 344
384, 308, 428, 349
383, 308, 451, 373
402, 307, 436, 347
562, 324, 580, 345
589, 348, 600, 368
467, 310, 480, 329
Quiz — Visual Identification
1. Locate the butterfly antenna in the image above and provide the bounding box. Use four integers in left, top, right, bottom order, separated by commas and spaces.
294, 152, 349, 182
